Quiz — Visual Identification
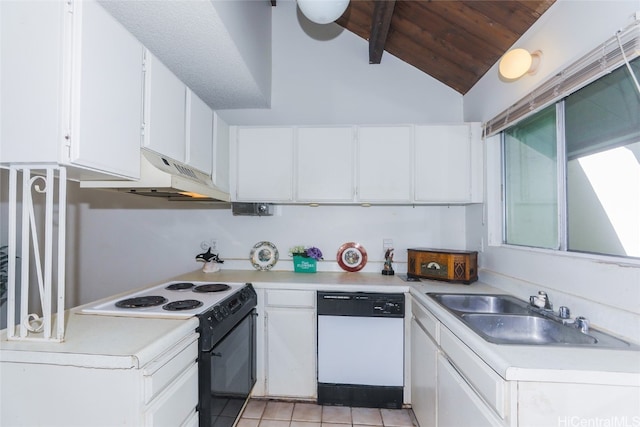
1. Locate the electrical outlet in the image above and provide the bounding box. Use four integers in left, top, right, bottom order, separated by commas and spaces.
200, 239, 218, 252
383, 238, 394, 251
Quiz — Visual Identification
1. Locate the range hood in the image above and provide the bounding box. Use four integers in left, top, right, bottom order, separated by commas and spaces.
80, 149, 230, 202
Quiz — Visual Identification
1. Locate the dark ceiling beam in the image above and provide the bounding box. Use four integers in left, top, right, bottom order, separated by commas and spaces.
369, 0, 396, 64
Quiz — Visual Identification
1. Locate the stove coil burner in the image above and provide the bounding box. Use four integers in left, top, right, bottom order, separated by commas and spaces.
163, 299, 204, 311
115, 295, 168, 308
165, 282, 195, 291
193, 283, 231, 293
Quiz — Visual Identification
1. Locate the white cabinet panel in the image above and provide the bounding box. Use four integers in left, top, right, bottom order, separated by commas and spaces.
518, 381, 640, 427
415, 125, 472, 203
186, 90, 213, 175
296, 127, 354, 202
232, 124, 482, 204
144, 51, 187, 163
265, 306, 316, 398
70, 0, 143, 178
358, 126, 413, 202
410, 317, 438, 427
0, 0, 143, 179
236, 127, 295, 201
213, 112, 230, 192
437, 354, 503, 427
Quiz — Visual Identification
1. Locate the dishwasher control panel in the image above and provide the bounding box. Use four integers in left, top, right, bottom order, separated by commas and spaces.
317, 292, 405, 318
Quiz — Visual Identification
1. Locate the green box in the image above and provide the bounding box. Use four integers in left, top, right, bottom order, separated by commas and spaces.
293, 256, 317, 273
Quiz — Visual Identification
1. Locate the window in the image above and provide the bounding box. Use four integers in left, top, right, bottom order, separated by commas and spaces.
502, 57, 640, 258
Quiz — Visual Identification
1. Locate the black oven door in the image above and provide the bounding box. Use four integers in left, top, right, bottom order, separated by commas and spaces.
199, 309, 256, 427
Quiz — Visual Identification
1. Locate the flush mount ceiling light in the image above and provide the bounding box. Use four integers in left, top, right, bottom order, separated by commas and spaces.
499, 48, 542, 80
297, 0, 349, 24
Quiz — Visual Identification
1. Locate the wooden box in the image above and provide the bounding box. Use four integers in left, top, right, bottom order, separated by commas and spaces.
407, 248, 478, 284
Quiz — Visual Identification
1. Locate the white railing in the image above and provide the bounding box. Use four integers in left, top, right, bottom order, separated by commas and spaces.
6, 165, 66, 342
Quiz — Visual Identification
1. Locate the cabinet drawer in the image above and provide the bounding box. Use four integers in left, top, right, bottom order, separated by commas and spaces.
267, 290, 315, 308
440, 326, 507, 418
411, 299, 439, 343
142, 334, 198, 403
144, 362, 199, 427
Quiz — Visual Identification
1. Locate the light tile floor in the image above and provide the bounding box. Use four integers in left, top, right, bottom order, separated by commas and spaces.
237, 399, 418, 427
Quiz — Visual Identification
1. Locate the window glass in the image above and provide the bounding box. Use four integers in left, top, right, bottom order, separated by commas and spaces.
502, 58, 640, 259
504, 105, 558, 249
565, 59, 640, 257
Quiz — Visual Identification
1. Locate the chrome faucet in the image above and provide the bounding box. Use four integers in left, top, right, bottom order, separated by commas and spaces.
574, 316, 590, 334
529, 291, 553, 310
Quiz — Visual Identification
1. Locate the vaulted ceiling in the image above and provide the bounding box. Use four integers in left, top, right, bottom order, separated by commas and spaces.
335, 0, 556, 94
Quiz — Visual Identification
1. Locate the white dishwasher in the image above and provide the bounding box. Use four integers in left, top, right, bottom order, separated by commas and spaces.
317, 291, 405, 408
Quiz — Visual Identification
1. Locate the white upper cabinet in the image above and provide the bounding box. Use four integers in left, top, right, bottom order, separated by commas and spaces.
414, 124, 483, 203
186, 90, 214, 175
232, 124, 482, 204
0, 0, 144, 180
212, 113, 230, 193
235, 127, 295, 202
357, 126, 413, 202
296, 127, 355, 202
143, 50, 187, 163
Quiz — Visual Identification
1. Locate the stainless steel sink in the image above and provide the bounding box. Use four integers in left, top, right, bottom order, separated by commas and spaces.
460, 313, 598, 345
428, 293, 531, 314
427, 292, 636, 349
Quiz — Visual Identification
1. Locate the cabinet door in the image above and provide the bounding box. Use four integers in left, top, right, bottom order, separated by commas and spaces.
212, 112, 230, 192
236, 127, 294, 201
265, 307, 316, 398
70, 0, 143, 179
186, 90, 213, 175
0, 1, 64, 164
358, 126, 412, 202
144, 51, 187, 163
437, 354, 503, 427
410, 317, 437, 427
415, 125, 472, 203
296, 127, 354, 202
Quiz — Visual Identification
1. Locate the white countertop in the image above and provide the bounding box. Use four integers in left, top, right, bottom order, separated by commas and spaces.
0, 310, 198, 369
1, 269, 639, 386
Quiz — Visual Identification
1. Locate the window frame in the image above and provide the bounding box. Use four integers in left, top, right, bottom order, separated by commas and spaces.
498, 91, 639, 261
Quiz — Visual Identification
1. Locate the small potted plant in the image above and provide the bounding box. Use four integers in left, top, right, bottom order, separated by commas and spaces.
289, 245, 323, 273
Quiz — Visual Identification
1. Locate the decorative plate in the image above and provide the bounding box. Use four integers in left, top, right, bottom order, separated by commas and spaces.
337, 242, 368, 272
250, 241, 279, 271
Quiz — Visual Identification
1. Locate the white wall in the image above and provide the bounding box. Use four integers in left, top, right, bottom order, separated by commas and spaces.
70, 184, 467, 305
464, 0, 640, 341
218, 0, 462, 125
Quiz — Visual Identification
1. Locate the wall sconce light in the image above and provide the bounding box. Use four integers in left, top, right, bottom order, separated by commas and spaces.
498, 48, 542, 80
297, 0, 349, 24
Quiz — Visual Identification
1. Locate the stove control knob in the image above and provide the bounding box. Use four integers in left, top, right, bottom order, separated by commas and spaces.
212, 306, 224, 321
220, 306, 230, 318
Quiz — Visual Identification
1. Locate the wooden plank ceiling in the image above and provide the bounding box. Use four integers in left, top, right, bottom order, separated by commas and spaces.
335, 0, 556, 94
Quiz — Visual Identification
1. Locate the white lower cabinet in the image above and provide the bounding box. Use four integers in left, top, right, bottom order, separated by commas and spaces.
437, 354, 504, 427
410, 317, 438, 427
410, 297, 640, 427
411, 299, 440, 427
517, 381, 640, 427
263, 289, 317, 398
0, 332, 199, 426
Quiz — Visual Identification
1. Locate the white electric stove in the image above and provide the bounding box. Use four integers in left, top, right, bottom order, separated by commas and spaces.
80, 281, 249, 319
